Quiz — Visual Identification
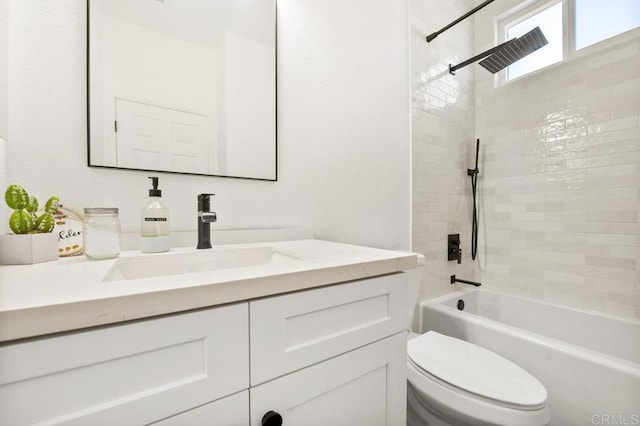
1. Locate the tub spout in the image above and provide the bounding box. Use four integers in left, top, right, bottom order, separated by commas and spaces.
450, 275, 481, 287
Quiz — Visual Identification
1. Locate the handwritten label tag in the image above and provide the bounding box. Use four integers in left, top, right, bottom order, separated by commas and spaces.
54, 209, 84, 257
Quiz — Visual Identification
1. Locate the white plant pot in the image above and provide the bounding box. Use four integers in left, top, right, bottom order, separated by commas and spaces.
0, 232, 59, 265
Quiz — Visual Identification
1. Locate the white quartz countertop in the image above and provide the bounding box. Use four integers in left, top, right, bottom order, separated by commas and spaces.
0, 239, 419, 342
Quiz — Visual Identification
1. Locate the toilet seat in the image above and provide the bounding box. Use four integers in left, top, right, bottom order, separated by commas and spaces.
408, 331, 547, 409
406, 331, 550, 426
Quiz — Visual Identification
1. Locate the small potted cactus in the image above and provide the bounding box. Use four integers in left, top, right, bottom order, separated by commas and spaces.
0, 184, 60, 265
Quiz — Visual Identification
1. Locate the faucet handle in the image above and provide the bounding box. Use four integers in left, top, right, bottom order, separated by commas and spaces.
200, 211, 217, 223
447, 233, 462, 263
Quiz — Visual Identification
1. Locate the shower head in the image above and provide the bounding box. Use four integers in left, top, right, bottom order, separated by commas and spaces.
448, 26, 548, 75
478, 27, 548, 74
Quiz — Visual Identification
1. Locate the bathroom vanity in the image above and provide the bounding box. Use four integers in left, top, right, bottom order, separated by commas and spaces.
0, 239, 418, 425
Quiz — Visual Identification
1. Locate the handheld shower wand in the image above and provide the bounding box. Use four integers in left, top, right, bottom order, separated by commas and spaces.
468, 139, 480, 260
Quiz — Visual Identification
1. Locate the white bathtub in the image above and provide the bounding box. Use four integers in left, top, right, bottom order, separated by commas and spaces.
420, 288, 640, 426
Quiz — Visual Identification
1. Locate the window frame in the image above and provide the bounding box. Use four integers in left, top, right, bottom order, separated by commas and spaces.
494, 0, 640, 85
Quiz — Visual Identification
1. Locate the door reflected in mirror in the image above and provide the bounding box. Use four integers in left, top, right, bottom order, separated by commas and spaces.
87, 0, 276, 180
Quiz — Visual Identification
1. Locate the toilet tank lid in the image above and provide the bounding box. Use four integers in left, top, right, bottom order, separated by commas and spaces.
408, 331, 547, 409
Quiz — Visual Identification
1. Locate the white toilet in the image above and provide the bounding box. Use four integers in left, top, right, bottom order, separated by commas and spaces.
406, 266, 550, 426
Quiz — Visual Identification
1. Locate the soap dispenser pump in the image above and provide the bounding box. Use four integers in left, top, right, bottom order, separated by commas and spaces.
141, 176, 170, 253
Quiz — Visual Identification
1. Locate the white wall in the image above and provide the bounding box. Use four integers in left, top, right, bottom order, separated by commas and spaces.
5, 0, 411, 251
411, 0, 476, 328
474, 2, 640, 319
0, 0, 6, 141
0, 0, 8, 231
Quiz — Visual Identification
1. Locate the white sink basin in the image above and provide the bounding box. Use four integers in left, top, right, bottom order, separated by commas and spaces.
103, 247, 302, 282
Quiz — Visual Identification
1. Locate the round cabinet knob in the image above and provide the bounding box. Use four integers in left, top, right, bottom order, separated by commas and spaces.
262, 410, 283, 426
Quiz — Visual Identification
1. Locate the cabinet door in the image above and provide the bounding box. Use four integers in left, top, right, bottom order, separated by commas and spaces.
0, 303, 248, 426
250, 332, 407, 426
151, 391, 248, 426
250, 273, 408, 385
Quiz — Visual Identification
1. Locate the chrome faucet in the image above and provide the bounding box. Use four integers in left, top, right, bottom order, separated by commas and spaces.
197, 193, 217, 249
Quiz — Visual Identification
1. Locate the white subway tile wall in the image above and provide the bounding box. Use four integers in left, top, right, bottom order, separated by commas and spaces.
475, 31, 640, 319
411, 0, 476, 329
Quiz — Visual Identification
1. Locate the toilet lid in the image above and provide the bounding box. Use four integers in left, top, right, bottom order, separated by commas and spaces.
407, 331, 547, 409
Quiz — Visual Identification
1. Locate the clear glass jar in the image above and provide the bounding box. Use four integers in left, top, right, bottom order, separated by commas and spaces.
83, 208, 121, 259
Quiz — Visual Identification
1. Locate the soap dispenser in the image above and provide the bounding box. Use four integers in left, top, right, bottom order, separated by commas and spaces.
141, 177, 170, 253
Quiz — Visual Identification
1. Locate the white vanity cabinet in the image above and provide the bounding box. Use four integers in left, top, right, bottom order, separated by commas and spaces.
250, 333, 407, 426
249, 273, 408, 425
152, 391, 249, 425
0, 272, 409, 426
0, 304, 250, 426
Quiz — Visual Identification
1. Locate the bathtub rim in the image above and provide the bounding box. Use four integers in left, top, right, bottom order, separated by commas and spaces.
423, 287, 640, 326
420, 288, 640, 378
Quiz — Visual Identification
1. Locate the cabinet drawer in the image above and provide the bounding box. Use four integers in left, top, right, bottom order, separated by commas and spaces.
250, 332, 407, 426
250, 273, 408, 385
152, 391, 248, 426
0, 303, 248, 426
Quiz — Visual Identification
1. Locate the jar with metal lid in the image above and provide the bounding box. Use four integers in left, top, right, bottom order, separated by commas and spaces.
83, 208, 121, 259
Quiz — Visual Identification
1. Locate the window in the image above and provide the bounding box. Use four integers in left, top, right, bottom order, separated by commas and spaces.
574, 0, 640, 50
499, 0, 640, 82
505, 1, 563, 81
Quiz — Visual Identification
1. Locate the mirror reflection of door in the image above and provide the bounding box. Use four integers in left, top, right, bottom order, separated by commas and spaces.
115, 99, 210, 174
87, 0, 276, 180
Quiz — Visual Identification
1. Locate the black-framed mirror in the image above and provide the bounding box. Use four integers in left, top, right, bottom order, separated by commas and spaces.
87, 0, 277, 180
